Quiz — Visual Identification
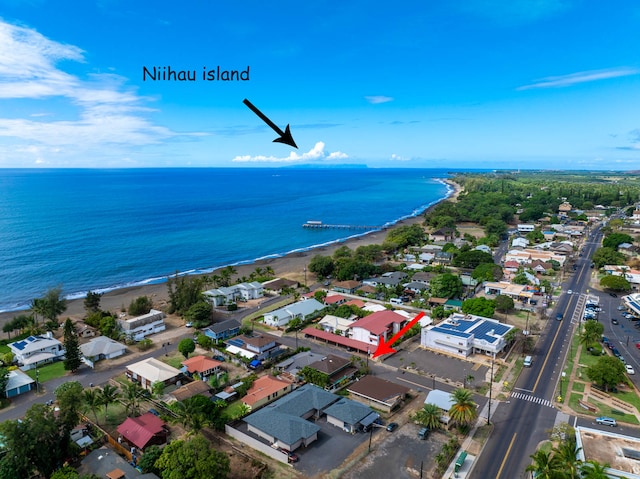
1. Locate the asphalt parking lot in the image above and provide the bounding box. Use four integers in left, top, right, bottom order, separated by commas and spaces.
343, 421, 448, 479
294, 415, 371, 476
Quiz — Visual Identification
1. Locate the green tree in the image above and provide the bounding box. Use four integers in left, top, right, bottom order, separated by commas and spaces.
178, 338, 196, 359
413, 403, 442, 431
461, 297, 495, 317
51, 466, 79, 479
591, 247, 625, 268
196, 333, 213, 350
0, 366, 9, 399
138, 444, 163, 475
525, 229, 545, 243
99, 315, 119, 339
448, 388, 478, 429
55, 380, 84, 434
184, 300, 213, 327
429, 273, 463, 299
452, 250, 494, 269
300, 366, 330, 388
82, 387, 102, 424
579, 460, 611, 479
586, 355, 626, 392
472, 263, 503, 282
218, 266, 237, 287
552, 436, 581, 479
602, 233, 634, 250
494, 294, 514, 313
99, 384, 120, 421
42, 287, 68, 323
525, 449, 562, 479
154, 434, 230, 479
167, 274, 204, 315
83, 291, 102, 315
579, 320, 604, 348
600, 274, 631, 292
62, 318, 82, 372
128, 295, 153, 316
483, 218, 507, 238
308, 254, 335, 279
122, 381, 145, 416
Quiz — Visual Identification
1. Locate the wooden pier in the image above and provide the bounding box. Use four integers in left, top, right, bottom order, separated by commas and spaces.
302, 221, 384, 231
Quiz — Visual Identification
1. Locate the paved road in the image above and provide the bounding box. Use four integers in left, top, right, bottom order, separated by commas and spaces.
472, 226, 603, 478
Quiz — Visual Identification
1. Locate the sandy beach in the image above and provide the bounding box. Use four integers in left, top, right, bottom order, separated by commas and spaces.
0, 179, 461, 330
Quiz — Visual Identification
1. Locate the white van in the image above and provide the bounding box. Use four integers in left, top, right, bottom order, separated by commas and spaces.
390, 298, 403, 305
523, 356, 533, 368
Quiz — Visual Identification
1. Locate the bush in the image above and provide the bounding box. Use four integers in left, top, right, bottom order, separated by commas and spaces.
128, 296, 153, 316
227, 303, 238, 311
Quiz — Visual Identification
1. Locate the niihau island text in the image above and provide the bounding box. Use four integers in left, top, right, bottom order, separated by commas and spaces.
143, 65, 250, 82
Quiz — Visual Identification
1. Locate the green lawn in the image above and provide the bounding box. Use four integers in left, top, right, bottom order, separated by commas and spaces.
589, 397, 639, 425
0, 344, 10, 354
26, 361, 67, 383
224, 399, 249, 420
572, 381, 585, 393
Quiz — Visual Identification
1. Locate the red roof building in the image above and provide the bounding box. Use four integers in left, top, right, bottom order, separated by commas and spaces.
242, 375, 293, 410
324, 294, 347, 306
344, 299, 366, 308
116, 413, 168, 450
349, 310, 408, 347
181, 355, 223, 377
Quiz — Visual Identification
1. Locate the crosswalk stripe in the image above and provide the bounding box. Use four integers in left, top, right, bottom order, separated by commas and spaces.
510, 391, 554, 407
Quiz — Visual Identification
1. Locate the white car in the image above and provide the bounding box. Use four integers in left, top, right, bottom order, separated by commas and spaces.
567, 290, 573, 295
626, 364, 635, 375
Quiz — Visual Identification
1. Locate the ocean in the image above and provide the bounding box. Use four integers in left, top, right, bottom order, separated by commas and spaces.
0, 168, 453, 312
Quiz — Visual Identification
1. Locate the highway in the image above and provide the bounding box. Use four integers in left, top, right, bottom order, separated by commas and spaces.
472, 226, 603, 478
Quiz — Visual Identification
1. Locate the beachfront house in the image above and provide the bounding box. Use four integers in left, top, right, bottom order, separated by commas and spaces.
263, 298, 325, 328
203, 282, 264, 307
118, 309, 166, 341
8, 333, 65, 370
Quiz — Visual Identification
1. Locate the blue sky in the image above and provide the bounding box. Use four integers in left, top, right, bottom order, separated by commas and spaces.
0, 0, 639, 169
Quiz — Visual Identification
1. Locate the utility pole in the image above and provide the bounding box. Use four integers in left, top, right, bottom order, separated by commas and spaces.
487, 354, 494, 425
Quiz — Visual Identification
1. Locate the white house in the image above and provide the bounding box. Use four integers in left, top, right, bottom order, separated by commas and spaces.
8, 333, 65, 370
421, 313, 514, 358
203, 282, 264, 307
80, 336, 126, 362
318, 314, 356, 334
517, 224, 535, 233
119, 309, 166, 341
264, 299, 324, 328
348, 310, 408, 347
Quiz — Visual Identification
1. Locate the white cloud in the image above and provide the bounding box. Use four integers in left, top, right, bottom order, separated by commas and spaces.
365, 95, 393, 104
232, 141, 348, 163
390, 153, 409, 161
0, 20, 189, 165
517, 67, 640, 90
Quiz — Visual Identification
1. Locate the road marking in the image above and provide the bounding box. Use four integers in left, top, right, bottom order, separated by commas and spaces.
510, 391, 554, 408
395, 376, 431, 389
532, 320, 563, 393
513, 387, 533, 393
496, 433, 517, 479
472, 362, 482, 371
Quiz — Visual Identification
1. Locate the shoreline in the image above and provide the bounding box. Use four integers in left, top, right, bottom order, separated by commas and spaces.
0, 178, 461, 327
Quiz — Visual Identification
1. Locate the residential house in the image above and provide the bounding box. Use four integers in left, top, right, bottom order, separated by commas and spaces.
203, 282, 264, 307
558, 201, 572, 214
78, 446, 160, 479
542, 230, 556, 241
8, 333, 65, 370
421, 313, 515, 358
80, 336, 126, 363
403, 281, 428, 294
226, 332, 282, 361
118, 309, 166, 341
511, 237, 529, 248
242, 384, 339, 452
203, 318, 241, 341
117, 412, 169, 450
305, 354, 358, 390
429, 227, 455, 243
344, 299, 366, 308
4, 369, 35, 398
504, 248, 566, 267
349, 310, 408, 347
444, 299, 463, 311
242, 375, 294, 411
605, 266, 640, 290
126, 357, 183, 391
619, 243, 640, 258
181, 355, 223, 380
263, 298, 324, 328
333, 280, 362, 294
76, 325, 97, 338
323, 294, 347, 306
361, 271, 408, 289
548, 241, 574, 254
530, 259, 553, 274
423, 389, 456, 426
170, 380, 211, 402
318, 314, 356, 335
432, 251, 453, 266
517, 224, 535, 233
275, 350, 326, 378
411, 271, 435, 285
324, 398, 380, 434
427, 297, 448, 308
474, 244, 492, 254
503, 260, 520, 273
484, 281, 536, 304
347, 375, 409, 412
262, 278, 299, 294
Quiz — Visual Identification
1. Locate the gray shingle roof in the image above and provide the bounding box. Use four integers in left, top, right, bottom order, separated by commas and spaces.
244, 409, 320, 445
323, 398, 374, 425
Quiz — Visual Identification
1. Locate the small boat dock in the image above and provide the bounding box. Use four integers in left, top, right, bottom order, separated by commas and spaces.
302, 220, 383, 231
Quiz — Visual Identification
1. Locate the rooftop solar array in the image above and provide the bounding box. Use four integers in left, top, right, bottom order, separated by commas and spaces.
431, 326, 471, 339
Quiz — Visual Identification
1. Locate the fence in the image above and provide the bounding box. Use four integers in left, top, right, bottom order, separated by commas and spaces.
225, 423, 289, 464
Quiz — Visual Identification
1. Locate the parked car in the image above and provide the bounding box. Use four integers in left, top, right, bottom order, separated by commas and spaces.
611, 318, 619, 325
278, 448, 299, 463
626, 364, 635, 375
212, 355, 226, 362
567, 290, 573, 295
617, 305, 626, 311
149, 408, 160, 416
610, 292, 618, 298
386, 422, 399, 432
556, 313, 564, 321
595, 417, 617, 427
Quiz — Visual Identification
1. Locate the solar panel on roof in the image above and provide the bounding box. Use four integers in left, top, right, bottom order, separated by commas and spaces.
14, 341, 27, 351
622, 448, 640, 460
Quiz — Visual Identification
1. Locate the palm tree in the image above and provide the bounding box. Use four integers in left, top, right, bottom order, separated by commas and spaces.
413, 403, 442, 431
172, 399, 206, 433
42, 287, 67, 323
122, 382, 145, 416
264, 266, 275, 279
30, 297, 47, 325
82, 388, 102, 425
525, 449, 562, 479
99, 384, 121, 423
448, 388, 478, 429
579, 459, 610, 479
552, 436, 581, 479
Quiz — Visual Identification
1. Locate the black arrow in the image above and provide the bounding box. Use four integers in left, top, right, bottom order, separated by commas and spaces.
243, 98, 298, 149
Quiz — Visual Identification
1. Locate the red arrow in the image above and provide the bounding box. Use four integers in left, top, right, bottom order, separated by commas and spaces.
372, 312, 425, 359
